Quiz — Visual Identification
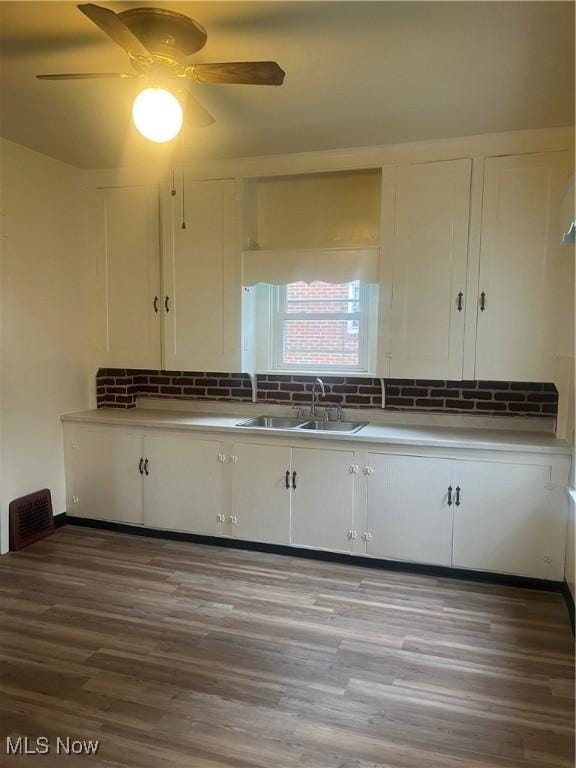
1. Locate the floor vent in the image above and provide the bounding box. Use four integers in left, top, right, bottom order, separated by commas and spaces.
9, 489, 54, 551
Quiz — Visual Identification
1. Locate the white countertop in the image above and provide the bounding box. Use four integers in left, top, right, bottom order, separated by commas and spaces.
61, 408, 572, 455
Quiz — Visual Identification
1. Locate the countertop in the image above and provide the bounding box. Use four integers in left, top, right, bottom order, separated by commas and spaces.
61, 408, 572, 455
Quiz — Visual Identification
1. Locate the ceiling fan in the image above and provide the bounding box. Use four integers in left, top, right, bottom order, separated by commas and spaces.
36, 4, 286, 141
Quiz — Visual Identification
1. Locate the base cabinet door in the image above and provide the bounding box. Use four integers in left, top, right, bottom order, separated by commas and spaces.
364, 453, 454, 566
143, 433, 223, 535
290, 448, 356, 552
230, 443, 292, 544
70, 426, 144, 524
452, 460, 553, 578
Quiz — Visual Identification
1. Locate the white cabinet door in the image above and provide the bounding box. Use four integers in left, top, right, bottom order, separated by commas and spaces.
291, 448, 356, 552
230, 442, 292, 544
95, 186, 161, 369
388, 159, 471, 379
69, 426, 144, 524
365, 454, 454, 566
475, 152, 570, 381
163, 180, 240, 371
143, 433, 223, 535
452, 460, 554, 579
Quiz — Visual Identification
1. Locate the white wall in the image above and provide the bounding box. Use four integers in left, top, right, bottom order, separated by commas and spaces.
0, 138, 91, 553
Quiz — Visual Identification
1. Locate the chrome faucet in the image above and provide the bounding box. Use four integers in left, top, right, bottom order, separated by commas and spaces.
311, 378, 326, 419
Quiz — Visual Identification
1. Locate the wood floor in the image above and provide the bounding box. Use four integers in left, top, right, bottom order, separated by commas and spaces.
0, 527, 574, 768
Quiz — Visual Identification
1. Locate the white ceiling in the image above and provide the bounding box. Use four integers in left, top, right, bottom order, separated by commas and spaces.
0, 1, 574, 169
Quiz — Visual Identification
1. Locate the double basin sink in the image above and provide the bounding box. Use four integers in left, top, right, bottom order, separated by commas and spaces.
236, 415, 367, 434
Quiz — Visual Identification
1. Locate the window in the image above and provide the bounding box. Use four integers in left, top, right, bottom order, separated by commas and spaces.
269, 280, 374, 372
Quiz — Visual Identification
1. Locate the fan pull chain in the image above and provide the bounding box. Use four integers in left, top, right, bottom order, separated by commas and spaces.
180, 127, 186, 230
170, 168, 176, 197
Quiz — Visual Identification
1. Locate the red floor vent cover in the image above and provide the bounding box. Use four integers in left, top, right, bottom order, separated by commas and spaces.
9, 489, 54, 551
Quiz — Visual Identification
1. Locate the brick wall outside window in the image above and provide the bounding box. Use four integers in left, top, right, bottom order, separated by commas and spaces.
96, 369, 558, 418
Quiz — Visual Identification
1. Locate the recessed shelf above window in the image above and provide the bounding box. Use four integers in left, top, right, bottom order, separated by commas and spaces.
243, 168, 382, 252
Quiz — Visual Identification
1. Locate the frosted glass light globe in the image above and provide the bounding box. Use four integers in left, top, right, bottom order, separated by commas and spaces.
132, 88, 183, 143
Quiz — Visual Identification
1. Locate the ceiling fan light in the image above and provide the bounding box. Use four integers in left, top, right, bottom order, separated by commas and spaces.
132, 87, 183, 143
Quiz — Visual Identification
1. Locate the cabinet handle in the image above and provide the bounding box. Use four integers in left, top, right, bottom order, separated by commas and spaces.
285, 470, 290, 490
455, 486, 461, 506
138, 458, 144, 475
164, 296, 171, 313
480, 292, 486, 312
457, 292, 463, 312
292, 470, 297, 490
144, 458, 149, 476
447, 485, 453, 506
153, 296, 159, 313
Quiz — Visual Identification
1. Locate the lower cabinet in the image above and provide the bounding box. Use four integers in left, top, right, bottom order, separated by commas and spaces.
364, 454, 454, 566
68, 425, 144, 525
64, 422, 569, 581
144, 432, 224, 535
451, 460, 554, 579
290, 447, 356, 553
229, 442, 291, 544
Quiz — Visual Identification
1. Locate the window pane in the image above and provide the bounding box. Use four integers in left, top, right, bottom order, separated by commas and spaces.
286, 281, 360, 315
282, 319, 360, 367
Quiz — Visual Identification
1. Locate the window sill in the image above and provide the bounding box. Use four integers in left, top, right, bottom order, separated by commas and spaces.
255, 370, 380, 378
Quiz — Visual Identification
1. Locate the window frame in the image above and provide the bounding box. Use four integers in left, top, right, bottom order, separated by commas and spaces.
270, 280, 371, 373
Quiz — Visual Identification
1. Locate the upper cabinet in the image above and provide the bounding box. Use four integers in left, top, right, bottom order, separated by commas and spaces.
475, 152, 570, 381
95, 185, 161, 369
91, 142, 571, 384
384, 159, 472, 379
163, 179, 240, 372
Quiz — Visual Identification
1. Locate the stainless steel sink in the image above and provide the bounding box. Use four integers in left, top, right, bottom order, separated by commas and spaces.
237, 415, 308, 429
299, 420, 368, 434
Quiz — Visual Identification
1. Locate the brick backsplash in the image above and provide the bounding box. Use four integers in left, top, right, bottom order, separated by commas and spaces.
96, 369, 558, 418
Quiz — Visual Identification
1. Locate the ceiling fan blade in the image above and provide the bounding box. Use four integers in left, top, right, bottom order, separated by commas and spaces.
78, 3, 152, 61
37, 73, 139, 80
191, 61, 285, 86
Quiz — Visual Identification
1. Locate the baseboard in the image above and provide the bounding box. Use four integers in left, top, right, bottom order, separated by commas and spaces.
62, 515, 565, 593
561, 581, 575, 635
53, 512, 67, 529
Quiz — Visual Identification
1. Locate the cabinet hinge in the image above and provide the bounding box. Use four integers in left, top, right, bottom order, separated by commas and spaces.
545, 482, 554, 492
542, 555, 553, 565
229, 515, 238, 525
361, 531, 373, 542
348, 464, 359, 474
216, 513, 226, 523
217, 453, 226, 463
363, 466, 374, 476
71, 442, 79, 450
72, 496, 79, 505
229, 455, 239, 464
347, 530, 359, 540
